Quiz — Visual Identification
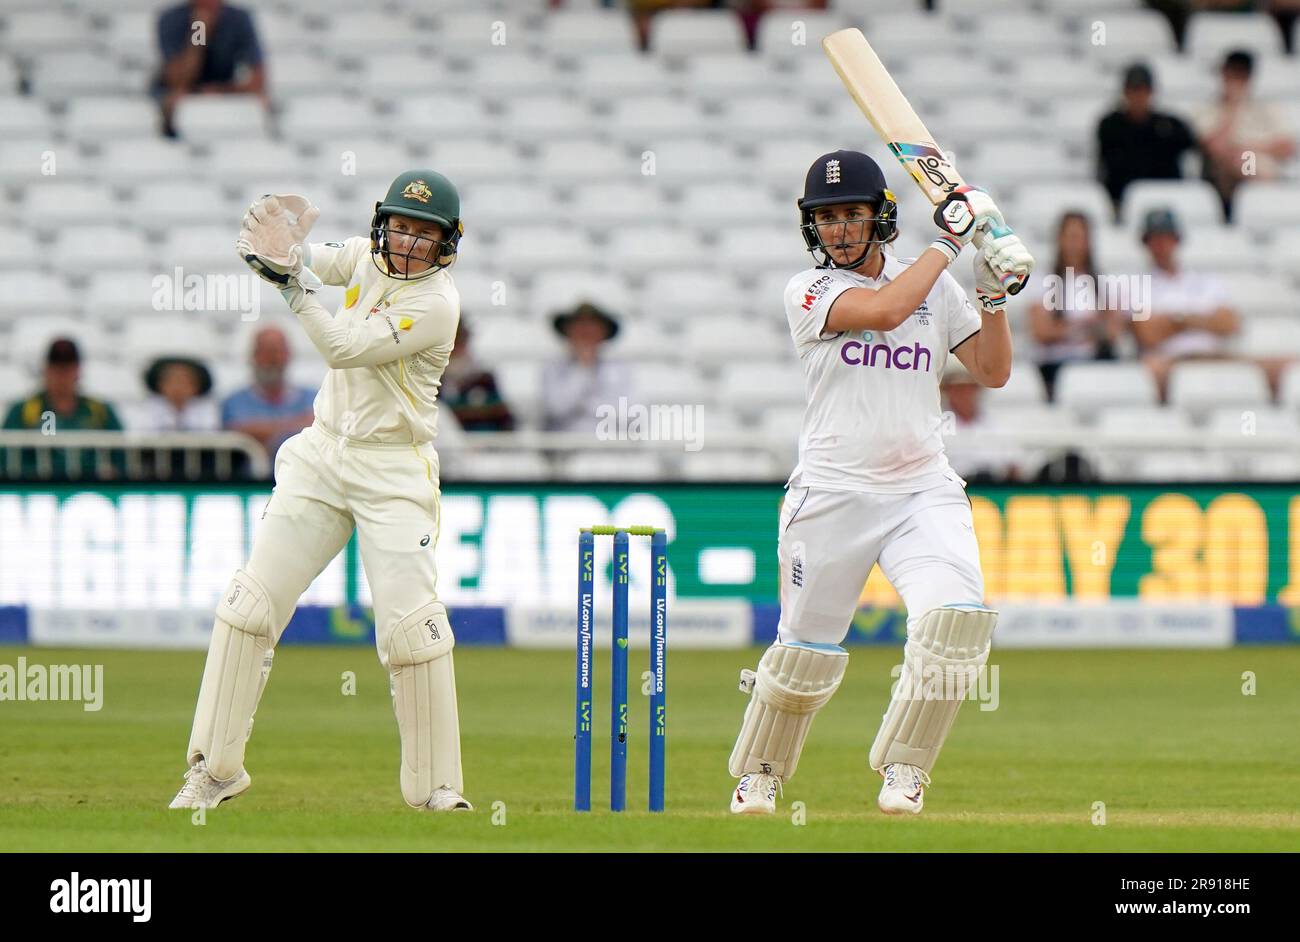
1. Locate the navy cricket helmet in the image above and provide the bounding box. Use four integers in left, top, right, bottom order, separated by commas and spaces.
797, 150, 898, 269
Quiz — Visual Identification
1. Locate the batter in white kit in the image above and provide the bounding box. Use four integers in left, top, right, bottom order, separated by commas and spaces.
169, 171, 472, 813
727, 150, 1034, 816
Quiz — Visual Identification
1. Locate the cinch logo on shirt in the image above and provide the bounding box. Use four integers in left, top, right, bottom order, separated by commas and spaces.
840, 340, 932, 371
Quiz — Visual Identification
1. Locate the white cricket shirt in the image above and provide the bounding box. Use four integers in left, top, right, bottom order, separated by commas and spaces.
285, 237, 460, 444
783, 253, 982, 494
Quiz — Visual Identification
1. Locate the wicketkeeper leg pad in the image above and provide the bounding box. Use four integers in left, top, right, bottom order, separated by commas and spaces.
869, 605, 997, 774
187, 569, 276, 780
728, 642, 849, 781
387, 600, 463, 807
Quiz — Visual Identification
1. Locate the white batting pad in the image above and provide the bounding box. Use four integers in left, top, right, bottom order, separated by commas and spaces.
728, 642, 849, 781
387, 600, 463, 806
869, 605, 998, 774
186, 569, 275, 781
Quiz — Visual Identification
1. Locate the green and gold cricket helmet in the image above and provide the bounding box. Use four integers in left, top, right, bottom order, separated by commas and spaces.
370, 170, 464, 280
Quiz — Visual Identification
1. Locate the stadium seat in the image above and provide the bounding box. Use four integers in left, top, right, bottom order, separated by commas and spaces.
1069, 10, 1177, 60
683, 54, 785, 99
681, 318, 789, 364
605, 227, 707, 274
1122, 179, 1224, 230
93, 138, 195, 182
493, 360, 543, 426
23, 181, 121, 227
0, 361, 32, 403
566, 181, 673, 227
79, 360, 147, 405
318, 12, 420, 53
677, 181, 787, 226
279, 96, 383, 141
1055, 362, 1158, 413
28, 52, 138, 98
1216, 273, 1300, 319
162, 225, 246, 273
1014, 182, 1116, 238
534, 139, 635, 184
605, 96, 710, 143
472, 317, 563, 361
10, 317, 110, 368
450, 451, 553, 481
641, 269, 744, 321
840, 12, 961, 58
430, 10, 526, 54
1234, 183, 1300, 234
569, 54, 675, 98
981, 364, 1050, 407
631, 363, 713, 404
605, 320, 678, 362
495, 226, 596, 273
540, 10, 639, 54
1205, 405, 1299, 439
556, 451, 666, 482
635, 139, 744, 184
714, 227, 807, 275
754, 10, 846, 60
54, 227, 152, 272
199, 140, 310, 187
679, 449, 781, 481
714, 94, 819, 142
121, 316, 222, 366
649, 10, 747, 55
130, 182, 235, 230
1128, 451, 1234, 482
471, 56, 566, 97
1177, 226, 1264, 274
718, 361, 804, 410
1167, 361, 1270, 414
96, 11, 156, 63
1230, 451, 1300, 481
1096, 404, 1194, 445
0, 97, 52, 139
965, 13, 1069, 56
531, 270, 636, 320
1235, 319, 1300, 358
173, 96, 271, 142
429, 138, 528, 184
1185, 12, 1285, 61
0, 11, 94, 54
498, 97, 595, 143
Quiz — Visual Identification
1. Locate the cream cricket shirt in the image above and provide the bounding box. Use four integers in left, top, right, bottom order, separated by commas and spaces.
783, 253, 982, 494
289, 237, 460, 444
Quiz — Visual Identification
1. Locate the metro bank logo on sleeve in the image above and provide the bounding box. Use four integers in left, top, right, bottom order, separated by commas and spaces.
840, 331, 932, 371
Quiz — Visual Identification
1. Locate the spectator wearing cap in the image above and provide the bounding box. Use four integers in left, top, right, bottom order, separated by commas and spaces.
1097, 63, 1198, 212
154, 0, 266, 137
139, 356, 221, 432
440, 319, 515, 433
1, 339, 123, 479
1194, 49, 1296, 218
221, 327, 315, 460
1132, 209, 1241, 400
541, 302, 632, 434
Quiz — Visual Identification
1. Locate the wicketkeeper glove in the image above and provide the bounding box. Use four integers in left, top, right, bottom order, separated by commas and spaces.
236, 194, 323, 293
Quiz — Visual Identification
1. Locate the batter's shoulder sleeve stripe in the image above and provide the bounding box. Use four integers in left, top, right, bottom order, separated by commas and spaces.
950, 329, 980, 353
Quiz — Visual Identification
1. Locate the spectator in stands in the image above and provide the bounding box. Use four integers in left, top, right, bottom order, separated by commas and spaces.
1132, 208, 1241, 400
140, 356, 220, 432
440, 319, 515, 433
940, 361, 1026, 483
1194, 49, 1296, 219
1097, 63, 1198, 214
542, 302, 631, 434
154, 0, 267, 138
0, 339, 123, 480
221, 327, 315, 460
1030, 211, 1124, 400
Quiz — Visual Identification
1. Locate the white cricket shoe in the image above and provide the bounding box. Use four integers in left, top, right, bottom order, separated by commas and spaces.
730, 765, 780, 815
424, 785, 473, 812
877, 763, 930, 815
168, 760, 251, 810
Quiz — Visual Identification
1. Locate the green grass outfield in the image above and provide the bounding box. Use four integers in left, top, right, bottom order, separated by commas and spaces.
2, 644, 1298, 852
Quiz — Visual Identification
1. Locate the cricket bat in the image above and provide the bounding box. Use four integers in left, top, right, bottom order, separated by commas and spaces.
822, 27, 1026, 294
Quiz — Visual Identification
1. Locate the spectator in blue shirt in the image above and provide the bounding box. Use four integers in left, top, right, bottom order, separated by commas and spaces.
221, 327, 315, 462
154, 0, 266, 137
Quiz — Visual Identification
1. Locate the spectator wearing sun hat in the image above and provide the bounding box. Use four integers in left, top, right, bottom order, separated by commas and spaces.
541, 301, 633, 434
